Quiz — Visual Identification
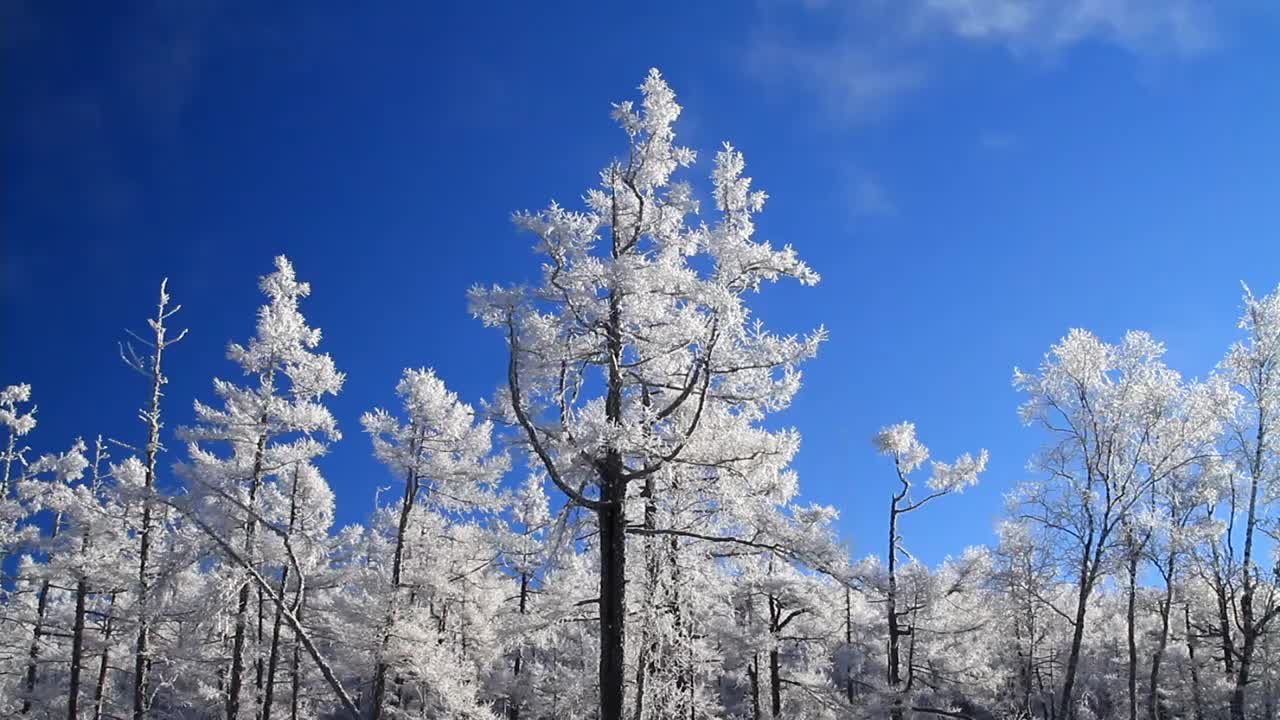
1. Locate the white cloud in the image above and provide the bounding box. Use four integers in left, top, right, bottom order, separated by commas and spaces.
746, 0, 1224, 123
747, 31, 926, 123
979, 130, 1019, 150
914, 0, 1218, 55
849, 173, 895, 217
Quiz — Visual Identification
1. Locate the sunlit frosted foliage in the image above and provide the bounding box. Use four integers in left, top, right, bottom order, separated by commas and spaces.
1, 70, 1279, 720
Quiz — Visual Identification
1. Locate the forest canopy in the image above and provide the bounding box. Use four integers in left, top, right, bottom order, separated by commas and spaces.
2, 70, 1278, 720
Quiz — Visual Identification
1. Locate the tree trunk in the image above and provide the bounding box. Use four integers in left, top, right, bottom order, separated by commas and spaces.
1232, 430, 1267, 720
68, 575, 90, 720
372, 451, 421, 720
1058, 543, 1098, 720
21, 577, 52, 714
261, 566, 289, 720
133, 280, 179, 720
228, 578, 254, 720
1215, 590, 1234, 676
228, 431, 269, 720
1184, 604, 1204, 720
597, 471, 627, 720
595, 274, 629, 720
769, 646, 781, 718
94, 593, 117, 720
1126, 546, 1138, 720
132, 497, 155, 720
1231, 631, 1255, 720
508, 572, 529, 720
257, 585, 267, 716
887, 496, 904, 720
263, 465, 305, 720
1147, 564, 1174, 720
290, 597, 303, 720
632, 477, 658, 720
1209, 548, 1235, 676
22, 514, 62, 715
845, 586, 854, 704
1022, 570, 1037, 719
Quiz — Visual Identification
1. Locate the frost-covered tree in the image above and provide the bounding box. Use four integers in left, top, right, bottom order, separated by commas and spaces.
873, 421, 987, 719
361, 367, 507, 719
491, 474, 555, 720
117, 278, 187, 720
470, 69, 823, 720
1213, 283, 1280, 720
180, 256, 344, 720
9, 67, 1280, 720
13, 434, 89, 714
990, 519, 1068, 719
0, 384, 38, 565
1013, 329, 1228, 718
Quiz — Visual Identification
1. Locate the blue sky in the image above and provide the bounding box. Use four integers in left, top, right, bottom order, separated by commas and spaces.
4, 1, 1280, 566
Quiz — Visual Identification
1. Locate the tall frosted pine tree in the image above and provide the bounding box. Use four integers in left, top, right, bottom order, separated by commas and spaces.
180, 256, 344, 720
470, 69, 824, 720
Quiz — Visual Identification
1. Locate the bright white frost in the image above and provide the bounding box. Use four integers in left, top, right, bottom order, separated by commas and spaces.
875, 420, 987, 493
1219, 283, 1280, 497
0, 384, 36, 439
5, 69, 1280, 720
362, 367, 508, 511
183, 256, 345, 507
469, 68, 824, 526
874, 421, 929, 473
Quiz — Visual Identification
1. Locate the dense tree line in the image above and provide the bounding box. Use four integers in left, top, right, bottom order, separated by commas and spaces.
2, 70, 1278, 720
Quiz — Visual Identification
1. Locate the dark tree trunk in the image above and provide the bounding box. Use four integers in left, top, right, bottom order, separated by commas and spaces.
290, 598, 304, 720
768, 645, 778, 717
1059, 541, 1099, 720
1232, 425, 1268, 720
597, 467, 628, 720
228, 579, 254, 720
263, 465, 304, 720
845, 586, 854, 704
22, 514, 61, 716
887, 493, 904, 720
508, 572, 529, 720
595, 279, 629, 720
68, 576, 90, 720
228, 431, 269, 720
94, 594, 117, 720
769, 647, 781, 718
1147, 561, 1175, 720
256, 585, 266, 717
1126, 546, 1139, 720
132, 282, 177, 720
1231, 632, 1256, 720
21, 577, 52, 714
632, 477, 658, 720
1185, 605, 1204, 720
372, 444, 422, 720
261, 566, 289, 720
1209, 553, 1235, 676
132, 495, 155, 720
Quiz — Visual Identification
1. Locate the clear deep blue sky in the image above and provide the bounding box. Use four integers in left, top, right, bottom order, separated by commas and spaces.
4, 1, 1280, 566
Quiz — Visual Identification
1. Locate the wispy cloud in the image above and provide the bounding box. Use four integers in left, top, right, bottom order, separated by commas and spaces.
115, 0, 221, 144
747, 29, 926, 123
979, 130, 1019, 151
911, 0, 1218, 55
746, 0, 1226, 124
849, 173, 896, 217
11, 1, 228, 225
